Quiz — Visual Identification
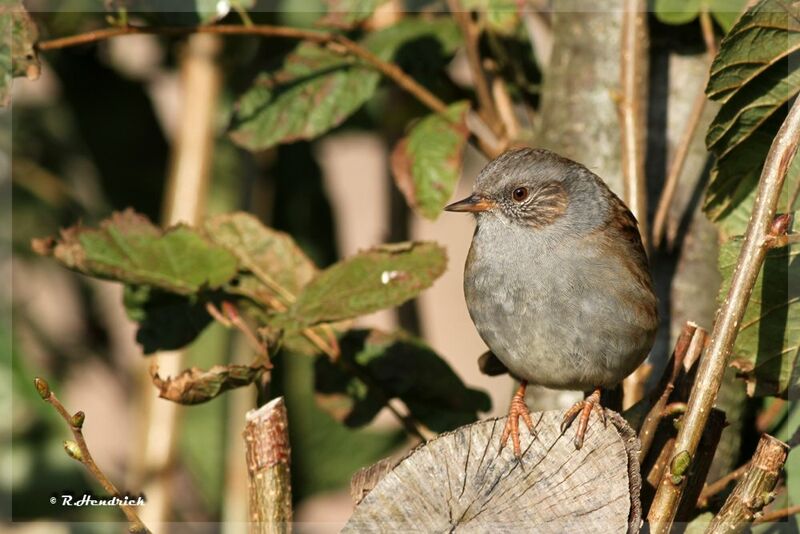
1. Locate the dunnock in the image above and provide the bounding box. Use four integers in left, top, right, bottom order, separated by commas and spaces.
446, 148, 658, 454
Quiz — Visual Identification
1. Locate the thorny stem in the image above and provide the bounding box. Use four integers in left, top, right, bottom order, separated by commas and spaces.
34, 378, 150, 534
647, 93, 800, 534
651, 10, 717, 249
36, 23, 500, 157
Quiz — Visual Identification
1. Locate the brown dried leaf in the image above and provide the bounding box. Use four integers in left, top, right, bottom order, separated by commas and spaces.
151, 363, 266, 405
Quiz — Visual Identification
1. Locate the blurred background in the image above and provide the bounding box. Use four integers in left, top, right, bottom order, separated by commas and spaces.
3, 1, 798, 533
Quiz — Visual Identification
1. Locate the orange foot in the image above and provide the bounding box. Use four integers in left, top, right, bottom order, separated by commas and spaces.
500, 380, 535, 457
561, 387, 606, 450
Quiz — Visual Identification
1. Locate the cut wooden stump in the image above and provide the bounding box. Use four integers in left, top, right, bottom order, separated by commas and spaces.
346, 409, 641, 533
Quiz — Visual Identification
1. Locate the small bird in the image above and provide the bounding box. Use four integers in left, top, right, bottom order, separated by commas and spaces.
445, 148, 658, 455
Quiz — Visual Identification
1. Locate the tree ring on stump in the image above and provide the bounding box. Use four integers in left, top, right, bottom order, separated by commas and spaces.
346, 409, 641, 533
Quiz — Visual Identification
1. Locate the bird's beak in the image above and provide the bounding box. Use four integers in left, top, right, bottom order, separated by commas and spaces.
444, 194, 496, 213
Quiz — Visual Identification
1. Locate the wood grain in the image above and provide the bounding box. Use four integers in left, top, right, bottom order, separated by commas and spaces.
346, 410, 641, 533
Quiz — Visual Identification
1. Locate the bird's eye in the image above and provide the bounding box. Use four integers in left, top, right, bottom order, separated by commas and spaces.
512, 187, 529, 202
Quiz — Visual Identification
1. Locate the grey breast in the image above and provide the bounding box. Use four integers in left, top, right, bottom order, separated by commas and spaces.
464, 217, 652, 391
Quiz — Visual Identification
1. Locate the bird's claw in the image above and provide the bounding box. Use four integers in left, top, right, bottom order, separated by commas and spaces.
500, 386, 534, 457
560, 388, 604, 450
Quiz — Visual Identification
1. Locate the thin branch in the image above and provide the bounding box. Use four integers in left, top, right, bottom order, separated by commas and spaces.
36, 22, 501, 157
447, 0, 504, 137
646, 95, 800, 534
34, 378, 150, 534
618, 0, 650, 253
652, 10, 717, 249
492, 74, 521, 140
755, 504, 800, 524
637, 322, 701, 463
706, 434, 789, 533
697, 462, 749, 508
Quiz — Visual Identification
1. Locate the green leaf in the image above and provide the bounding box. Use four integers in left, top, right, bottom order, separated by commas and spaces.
317, 0, 389, 28
229, 19, 460, 151
704, 0, 800, 238
123, 286, 217, 354
151, 362, 265, 405
653, 0, 745, 31
277, 241, 447, 329
32, 209, 239, 294
653, 0, 702, 26
459, 0, 521, 36
391, 101, 470, 220
229, 42, 379, 151
121, 0, 234, 25
719, 228, 799, 398
0, 0, 40, 107
361, 18, 461, 60
708, 0, 745, 31
707, 0, 800, 103
204, 212, 317, 299
315, 330, 492, 432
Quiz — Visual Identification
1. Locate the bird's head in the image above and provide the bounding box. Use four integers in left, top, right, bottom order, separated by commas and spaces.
445, 147, 609, 235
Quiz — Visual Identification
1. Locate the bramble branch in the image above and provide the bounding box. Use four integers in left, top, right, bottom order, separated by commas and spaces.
36, 22, 500, 157
33, 378, 150, 534
647, 96, 800, 534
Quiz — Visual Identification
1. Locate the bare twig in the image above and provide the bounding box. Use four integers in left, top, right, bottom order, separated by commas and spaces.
36, 22, 499, 157
646, 95, 800, 534
447, 0, 504, 137
618, 0, 650, 253
221, 302, 272, 366
755, 504, 800, 524
243, 397, 293, 533
638, 322, 702, 463
492, 75, 521, 141
34, 378, 150, 533
706, 434, 789, 533
652, 11, 717, 249
697, 462, 749, 507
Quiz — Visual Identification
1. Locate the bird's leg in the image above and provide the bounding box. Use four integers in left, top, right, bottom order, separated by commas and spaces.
500, 380, 534, 457
560, 387, 605, 450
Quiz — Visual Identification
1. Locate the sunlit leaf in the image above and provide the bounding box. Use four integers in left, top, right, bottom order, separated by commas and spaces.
720, 227, 799, 398
32, 209, 239, 294
704, 0, 800, 238
276, 241, 446, 329
229, 19, 460, 151
391, 101, 470, 220
315, 329, 492, 432
653, 0, 745, 31
205, 212, 317, 299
